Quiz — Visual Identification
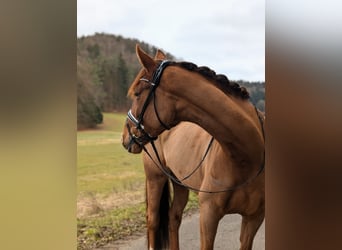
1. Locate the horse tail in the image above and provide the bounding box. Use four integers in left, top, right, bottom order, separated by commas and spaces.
155, 180, 170, 249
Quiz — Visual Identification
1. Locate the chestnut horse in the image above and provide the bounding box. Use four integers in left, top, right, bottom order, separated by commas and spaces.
122, 45, 265, 250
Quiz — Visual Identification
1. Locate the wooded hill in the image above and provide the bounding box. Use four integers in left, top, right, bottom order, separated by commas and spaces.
77, 33, 265, 129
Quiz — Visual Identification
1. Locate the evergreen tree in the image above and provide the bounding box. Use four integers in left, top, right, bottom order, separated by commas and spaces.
116, 53, 129, 109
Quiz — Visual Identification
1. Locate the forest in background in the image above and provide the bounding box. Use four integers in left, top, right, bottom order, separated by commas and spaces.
77, 33, 265, 129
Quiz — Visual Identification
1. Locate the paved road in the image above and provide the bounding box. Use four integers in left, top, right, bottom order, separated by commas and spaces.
104, 213, 264, 250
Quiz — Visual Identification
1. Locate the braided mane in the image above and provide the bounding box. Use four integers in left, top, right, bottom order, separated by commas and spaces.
169, 61, 250, 99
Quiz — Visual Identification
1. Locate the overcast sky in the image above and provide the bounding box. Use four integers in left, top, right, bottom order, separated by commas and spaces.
77, 0, 265, 81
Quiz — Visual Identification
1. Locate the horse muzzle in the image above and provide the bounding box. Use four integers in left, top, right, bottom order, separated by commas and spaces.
123, 121, 155, 154
122, 133, 143, 154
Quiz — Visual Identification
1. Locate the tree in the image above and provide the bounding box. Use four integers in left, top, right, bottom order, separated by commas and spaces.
77, 81, 103, 129
99, 58, 116, 111
76, 33, 180, 128
116, 53, 129, 110
87, 44, 100, 60
256, 99, 265, 112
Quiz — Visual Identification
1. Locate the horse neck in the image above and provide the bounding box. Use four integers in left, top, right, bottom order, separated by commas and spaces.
162, 67, 264, 165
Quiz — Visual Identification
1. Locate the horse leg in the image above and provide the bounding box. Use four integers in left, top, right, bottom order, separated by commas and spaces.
199, 198, 224, 250
169, 182, 189, 250
239, 211, 264, 250
146, 176, 169, 249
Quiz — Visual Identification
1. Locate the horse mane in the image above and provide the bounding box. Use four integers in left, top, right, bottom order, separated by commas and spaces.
128, 60, 250, 100
169, 61, 250, 99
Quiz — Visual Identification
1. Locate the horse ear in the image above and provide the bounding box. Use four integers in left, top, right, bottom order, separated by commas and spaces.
154, 49, 166, 60
136, 44, 156, 73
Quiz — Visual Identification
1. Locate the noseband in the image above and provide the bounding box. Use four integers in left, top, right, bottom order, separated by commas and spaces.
126, 60, 171, 146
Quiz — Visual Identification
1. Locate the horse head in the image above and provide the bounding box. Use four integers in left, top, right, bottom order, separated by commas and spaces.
122, 45, 176, 153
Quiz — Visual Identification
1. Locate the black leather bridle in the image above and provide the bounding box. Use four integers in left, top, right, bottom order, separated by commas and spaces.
126, 60, 171, 148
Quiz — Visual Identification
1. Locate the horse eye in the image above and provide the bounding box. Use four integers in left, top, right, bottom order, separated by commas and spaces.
134, 92, 140, 97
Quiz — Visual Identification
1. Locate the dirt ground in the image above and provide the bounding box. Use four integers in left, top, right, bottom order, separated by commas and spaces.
77, 190, 144, 218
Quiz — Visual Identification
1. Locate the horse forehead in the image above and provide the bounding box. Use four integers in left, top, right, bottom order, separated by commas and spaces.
128, 72, 144, 97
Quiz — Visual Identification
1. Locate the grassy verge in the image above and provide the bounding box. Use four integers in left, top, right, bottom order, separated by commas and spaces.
77, 113, 198, 249
77, 203, 146, 249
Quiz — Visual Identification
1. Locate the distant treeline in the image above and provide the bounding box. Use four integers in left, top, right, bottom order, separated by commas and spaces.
238, 80, 265, 111
77, 33, 265, 129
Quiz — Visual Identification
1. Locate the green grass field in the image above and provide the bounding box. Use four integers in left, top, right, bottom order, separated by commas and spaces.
77, 113, 198, 249
78, 112, 147, 194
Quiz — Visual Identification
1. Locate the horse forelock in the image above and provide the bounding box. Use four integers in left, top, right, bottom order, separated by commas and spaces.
128, 69, 145, 98
169, 61, 250, 99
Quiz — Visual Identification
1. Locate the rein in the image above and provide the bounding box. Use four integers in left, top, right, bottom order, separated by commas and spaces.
126, 60, 265, 193
144, 106, 265, 193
